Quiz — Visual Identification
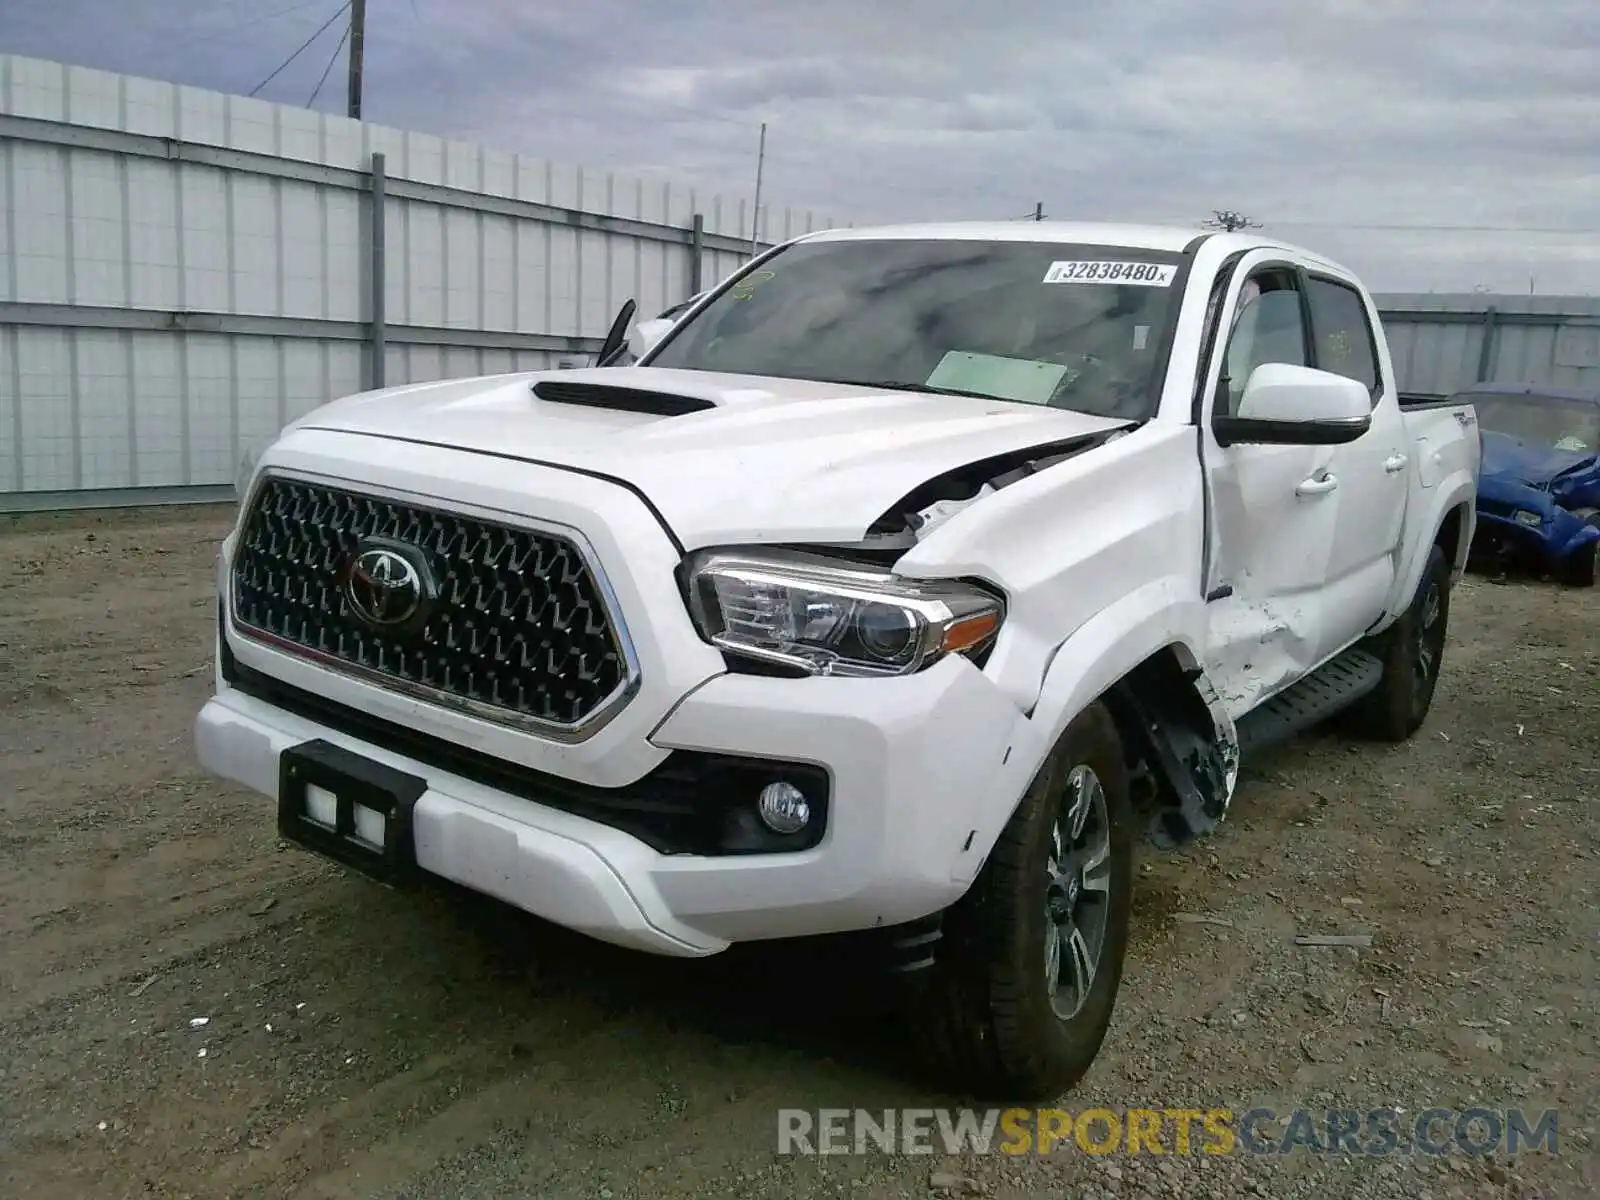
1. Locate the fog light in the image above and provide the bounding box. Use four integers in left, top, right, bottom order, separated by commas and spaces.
1513, 509, 1542, 527
757, 781, 811, 834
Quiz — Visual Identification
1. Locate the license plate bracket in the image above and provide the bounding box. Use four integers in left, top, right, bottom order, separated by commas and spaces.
277, 739, 426, 886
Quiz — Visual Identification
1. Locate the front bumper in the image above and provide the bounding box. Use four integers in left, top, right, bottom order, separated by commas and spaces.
1474, 507, 1600, 563
197, 647, 1023, 956
202, 429, 1030, 956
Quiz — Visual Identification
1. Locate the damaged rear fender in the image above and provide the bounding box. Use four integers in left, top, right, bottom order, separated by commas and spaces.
950, 578, 1233, 884
1376, 475, 1478, 632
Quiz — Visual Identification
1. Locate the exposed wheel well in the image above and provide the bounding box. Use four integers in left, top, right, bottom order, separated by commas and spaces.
881, 644, 1225, 975
1100, 644, 1210, 759
1099, 644, 1234, 848
1435, 502, 1470, 568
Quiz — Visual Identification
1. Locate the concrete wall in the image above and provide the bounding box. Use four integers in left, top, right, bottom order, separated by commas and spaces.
0, 54, 841, 509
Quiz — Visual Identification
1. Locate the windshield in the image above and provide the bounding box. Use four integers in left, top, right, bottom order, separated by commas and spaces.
644, 238, 1188, 420
1469, 393, 1600, 453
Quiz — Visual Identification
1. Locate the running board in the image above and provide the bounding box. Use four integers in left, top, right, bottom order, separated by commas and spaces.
1234, 648, 1385, 757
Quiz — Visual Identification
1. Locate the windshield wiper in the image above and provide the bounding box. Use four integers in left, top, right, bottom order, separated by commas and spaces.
823, 377, 1002, 402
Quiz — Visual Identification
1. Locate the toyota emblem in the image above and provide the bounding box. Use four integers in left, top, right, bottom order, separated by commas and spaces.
343, 541, 433, 632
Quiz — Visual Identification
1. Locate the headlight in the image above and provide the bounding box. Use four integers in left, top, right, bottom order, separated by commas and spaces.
683, 549, 1004, 677
1513, 509, 1543, 527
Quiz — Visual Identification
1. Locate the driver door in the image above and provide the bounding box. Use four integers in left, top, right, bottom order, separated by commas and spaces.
1198, 255, 1343, 717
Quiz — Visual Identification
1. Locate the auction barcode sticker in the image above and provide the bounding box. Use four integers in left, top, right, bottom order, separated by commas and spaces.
1043, 260, 1176, 286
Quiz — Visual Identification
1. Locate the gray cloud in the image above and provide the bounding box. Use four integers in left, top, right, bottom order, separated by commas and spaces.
3, 0, 1598, 290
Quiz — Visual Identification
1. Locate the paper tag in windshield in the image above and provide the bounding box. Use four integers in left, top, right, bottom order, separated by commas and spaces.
927, 351, 1067, 404
1043, 260, 1176, 286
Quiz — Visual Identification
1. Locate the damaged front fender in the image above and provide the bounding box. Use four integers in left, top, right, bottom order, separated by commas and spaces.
819, 428, 1131, 556
948, 575, 1239, 882
891, 422, 1206, 713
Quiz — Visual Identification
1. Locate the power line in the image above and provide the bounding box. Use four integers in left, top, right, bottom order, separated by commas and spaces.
224, 0, 330, 33
1138, 215, 1599, 236
247, 1, 351, 99
1266, 220, 1600, 236
996, 211, 1568, 236
161, 0, 330, 53
307, 22, 351, 109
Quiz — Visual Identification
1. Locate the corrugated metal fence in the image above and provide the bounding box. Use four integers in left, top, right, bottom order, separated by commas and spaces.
1377, 293, 1600, 400
0, 54, 840, 511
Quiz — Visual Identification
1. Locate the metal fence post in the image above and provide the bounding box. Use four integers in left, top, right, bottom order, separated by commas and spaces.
689, 213, 704, 296
369, 151, 387, 390
1474, 306, 1498, 382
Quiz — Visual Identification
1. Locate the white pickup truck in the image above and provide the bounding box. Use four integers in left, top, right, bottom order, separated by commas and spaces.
198, 222, 1481, 1099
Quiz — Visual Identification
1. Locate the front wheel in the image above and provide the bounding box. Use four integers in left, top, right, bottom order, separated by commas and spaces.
1345, 542, 1452, 742
907, 702, 1133, 1100
1561, 542, 1598, 587
1559, 514, 1598, 587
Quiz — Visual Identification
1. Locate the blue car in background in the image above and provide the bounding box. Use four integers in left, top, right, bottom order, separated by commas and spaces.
1459, 384, 1600, 587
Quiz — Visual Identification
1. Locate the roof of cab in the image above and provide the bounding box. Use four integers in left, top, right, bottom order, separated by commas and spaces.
793, 219, 1354, 276
798, 220, 1204, 252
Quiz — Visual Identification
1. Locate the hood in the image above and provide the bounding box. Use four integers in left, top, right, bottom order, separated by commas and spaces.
1480, 430, 1598, 489
290, 366, 1131, 545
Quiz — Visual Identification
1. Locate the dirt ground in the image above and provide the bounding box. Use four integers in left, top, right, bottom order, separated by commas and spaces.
1, 504, 1595, 1200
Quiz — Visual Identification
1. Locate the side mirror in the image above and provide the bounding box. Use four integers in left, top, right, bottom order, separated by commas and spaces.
596, 298, 638, 366
628, 316, 675, 361
1214, 363, 1372, 447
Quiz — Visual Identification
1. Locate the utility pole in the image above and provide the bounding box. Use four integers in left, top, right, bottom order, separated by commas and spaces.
749, 121, 767, 258
1034, 202, 1043, 221
346, 0, 366, 120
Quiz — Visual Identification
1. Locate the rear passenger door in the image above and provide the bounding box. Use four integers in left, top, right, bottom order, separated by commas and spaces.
1302, 272, 1409, 660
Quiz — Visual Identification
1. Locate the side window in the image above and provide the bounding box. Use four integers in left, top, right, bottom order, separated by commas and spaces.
1218, 274, 1308, 415
1306, 277, 1380, 395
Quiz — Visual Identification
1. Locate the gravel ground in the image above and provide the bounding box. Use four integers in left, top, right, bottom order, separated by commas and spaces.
1, 504, 1595, 1200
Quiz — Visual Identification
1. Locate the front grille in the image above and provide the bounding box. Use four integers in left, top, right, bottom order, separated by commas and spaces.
230, 476, 634, 734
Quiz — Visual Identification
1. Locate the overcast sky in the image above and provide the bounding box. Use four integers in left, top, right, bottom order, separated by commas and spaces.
4, 0, 1598, 293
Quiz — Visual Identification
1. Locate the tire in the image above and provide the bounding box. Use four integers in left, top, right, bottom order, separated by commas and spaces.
1560, 540, 1598, 587
1559, 512, 1599, 587
907, 702, 1134, 1101
1344, 542, 1452, 742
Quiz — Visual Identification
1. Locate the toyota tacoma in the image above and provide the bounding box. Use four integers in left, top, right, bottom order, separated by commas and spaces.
198, 221, 1482, 1099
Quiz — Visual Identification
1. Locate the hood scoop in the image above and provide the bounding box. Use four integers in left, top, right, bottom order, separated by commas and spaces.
531, 379, 714, 417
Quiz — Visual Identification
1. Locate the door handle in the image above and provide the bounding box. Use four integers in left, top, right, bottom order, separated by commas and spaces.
1383, 453, 1409, 474
1296, 472, 1339, 497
